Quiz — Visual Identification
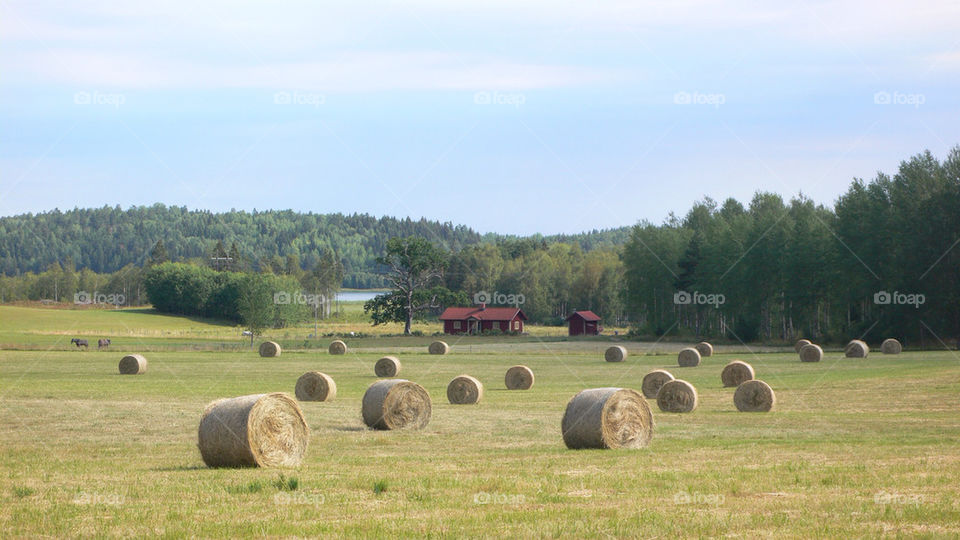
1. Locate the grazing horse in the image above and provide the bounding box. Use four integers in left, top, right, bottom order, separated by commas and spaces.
98, 338, 111, 350
71, 338, 89, 349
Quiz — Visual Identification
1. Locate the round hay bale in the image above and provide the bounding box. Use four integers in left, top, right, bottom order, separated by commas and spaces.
428, 341, 449, 355
656, 379, 698, 413
328, 340, 347, 355
799, 343, 823, 363
361, 379, 432, 430
881, 338, 902, 355
294, 371, 336, 402
694, 341, 713, 357
677, 348, 701, 367
641, 369, 675, 399
259, 341, 281, 358
604, 345, 628, 362
374, 356, 401, 377
561, 388, 654, 449
845, 339, 869, 358
504, 365, 535, 390
794, 339, 812, 353
720, 360, 755, 387
734, 380, 775, 412
197, 392, 308, 468
118, 354, 147, 375
446, 375, 484, 404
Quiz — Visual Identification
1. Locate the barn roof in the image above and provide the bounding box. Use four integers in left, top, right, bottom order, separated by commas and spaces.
439, 306, 528, 321
566, 310, 601, 322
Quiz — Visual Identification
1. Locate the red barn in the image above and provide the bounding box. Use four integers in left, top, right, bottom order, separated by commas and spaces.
566, 310, 602, 336
438, 305, 527, 335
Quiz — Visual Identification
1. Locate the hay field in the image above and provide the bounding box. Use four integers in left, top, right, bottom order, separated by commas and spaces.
2, 312, 960, 537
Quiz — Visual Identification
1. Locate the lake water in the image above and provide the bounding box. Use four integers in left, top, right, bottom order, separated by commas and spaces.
336, 290, 387, 302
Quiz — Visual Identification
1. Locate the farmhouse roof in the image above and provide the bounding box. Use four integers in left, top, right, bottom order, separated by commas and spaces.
439, 306, 527, 321
565, 310, 601, 322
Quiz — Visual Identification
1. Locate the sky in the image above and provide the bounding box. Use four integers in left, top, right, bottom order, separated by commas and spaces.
1, 1, 958, 235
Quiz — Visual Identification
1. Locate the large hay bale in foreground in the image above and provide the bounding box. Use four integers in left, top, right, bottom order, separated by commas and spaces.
259, 341, 281, 358
374, 356, 401, 377
328, 340, 347, 355
361, 379, 432, 430
677, 348, 701, 367
504, 365, 535, 390
118, 354, 147, 375
656, 379, 698, 413
734, 380, 775, 412
294, 371, 336, 402
695, 341, 713, 357
561, 388, 654, 450
198, 393, 308, 468
604, 345, 628, 363
446, 375, 484, 404
799, 344, 823, 363
641, 370, 674, 399
721, 360, 755, 387
428, 341, 449, 355
794, 339, 812, 353
881, 338, 902, 355
845, 340, 869, 358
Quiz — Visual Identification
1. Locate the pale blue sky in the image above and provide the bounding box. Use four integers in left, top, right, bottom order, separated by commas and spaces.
1, 1, 958, 234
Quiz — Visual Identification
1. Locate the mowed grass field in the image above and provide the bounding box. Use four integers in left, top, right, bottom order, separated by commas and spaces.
2, 307, 960, 537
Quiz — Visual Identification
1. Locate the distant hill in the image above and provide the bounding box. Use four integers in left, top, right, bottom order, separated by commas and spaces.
0, 205, 631, 287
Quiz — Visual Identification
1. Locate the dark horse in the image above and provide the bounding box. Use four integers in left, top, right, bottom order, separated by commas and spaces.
71, 338, 89, 349
98, 338, 111, 350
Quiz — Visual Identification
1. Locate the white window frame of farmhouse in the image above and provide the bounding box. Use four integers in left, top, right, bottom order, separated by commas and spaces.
513, 320, 520, 330
453, 321, 461, 329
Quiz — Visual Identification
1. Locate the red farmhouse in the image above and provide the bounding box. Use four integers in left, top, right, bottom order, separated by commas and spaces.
566, 310, 602, 336
439, 305, 527, 335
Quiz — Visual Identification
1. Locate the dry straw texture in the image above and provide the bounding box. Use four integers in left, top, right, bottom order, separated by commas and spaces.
374, 356, 401, 377
845, 340, 869, 358
695, 342, 714, 357
197, 393, 308, 468
881, 338, 903, 355
258, 341, 281, 358
641, 370, 675, 399
604, 345, 628, 362
446, 375, 484, 405
721, 360, 755, 387
794, 339, 812, 353
294, 371, 336, 402
118, 354, 147, 375
657, 379, 698, 413
799, 344, 823, 362
428, 341, 450, 355
328, 340, 347, 355
677, 348, 702, 367
361, 379, 432, 430
504, 365, 535, 390
561, 388, 654, 449
734, 380, 776, 412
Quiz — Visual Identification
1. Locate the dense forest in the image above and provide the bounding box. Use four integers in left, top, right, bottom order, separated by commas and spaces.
624, 148, 960, 346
